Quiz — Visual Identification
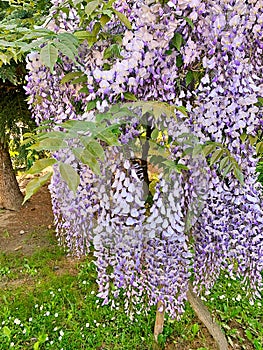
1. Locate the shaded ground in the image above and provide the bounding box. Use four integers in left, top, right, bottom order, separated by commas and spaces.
0, 182, 54, 255
0, 181, 256, 350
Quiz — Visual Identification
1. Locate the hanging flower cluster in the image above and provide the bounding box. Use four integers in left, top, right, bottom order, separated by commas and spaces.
25, 0, 263, 317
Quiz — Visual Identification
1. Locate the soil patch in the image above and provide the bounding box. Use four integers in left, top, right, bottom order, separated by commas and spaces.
0, 182, 54, 256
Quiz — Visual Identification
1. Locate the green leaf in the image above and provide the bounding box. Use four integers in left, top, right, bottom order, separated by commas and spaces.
86, 100, 97, 111
103, 44, 122, 59
172, 32, 183, 51
245, 329, 253, 341
70, 75, 87, 84
174, 105, 188, 116
219, 156, 229, 171
233, 166, 244, 185
100, 14, 110, 26
74, 30, 94, 41
113, 10, 132, 29
240, 133, 247, 143
123, 92, 137, 101
249, 135, 258, 146
222, 163, 233, 178
60, 71, 83, 84
192, 144, 203, 157
151, 129, 159, 140
33, 342, 40, 350
96, 128, 120, 146
183, 16, 194, 29
85, 0, 100, 16
58, 32, 79, 47
23, 172, 52, 204
72, 148, 101, 175
256, 141, 263, 155
38, 333, 48, 344
256, 97, 263, 106
61, 120, 96, 132
202, 143, 217, 157
57, 33, 79, 55
30, 138, 68, 151
40, 43, 58, 73
185, 71, 194, 87
19, 38, 47, 53
176, 55, 183, 67
3, 326, 11, 339
92, 22, 101, 37
59, 162, 80, 193
54, 41, 77, 62
210, 149, 224, 165
86, 139, 105, 160
28, 158, 56, 175
37, 131, 68, 140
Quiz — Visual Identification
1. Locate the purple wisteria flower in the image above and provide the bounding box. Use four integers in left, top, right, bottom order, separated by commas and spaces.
25, 0, 263, 318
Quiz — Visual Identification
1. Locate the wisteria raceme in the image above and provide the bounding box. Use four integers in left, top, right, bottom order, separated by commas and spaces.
186, 0, 263, 295
25, 0, 263, 317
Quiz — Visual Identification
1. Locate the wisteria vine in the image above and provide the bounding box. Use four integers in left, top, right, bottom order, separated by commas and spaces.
25, 0, 263, 318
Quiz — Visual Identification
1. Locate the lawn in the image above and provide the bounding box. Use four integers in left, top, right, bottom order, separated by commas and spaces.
0, 227, 262, 350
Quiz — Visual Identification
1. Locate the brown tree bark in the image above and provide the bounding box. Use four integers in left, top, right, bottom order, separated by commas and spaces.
154, 301, 165, 342
187, 283, 229, 350
0, 142, 23, 211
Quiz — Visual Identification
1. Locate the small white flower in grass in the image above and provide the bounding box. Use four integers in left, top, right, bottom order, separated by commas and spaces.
10, 342, 14, 347
23, 329, 27, 334
257, 302, 262, 307
227, 283, 231, 287
35, 304, 38, 308
40, 305, 43, 311
54, 313, 58, 318
2, 321, 5, 325
91, 290, 95, 295
28, 318, 32, 322
50, 341, 54, 345
236, 294, 242, 302
58, 288, 61, 292
58, 336, 62, 341
205, 290, 211, 296
82, 280, 87, 285
45, 311, 50, 316
59, 330, 64, 337
14, 318, 21, 325
86, 323, 90, 328
249, 300, 254, 306
219, 295, 225, 300
53, 327, 58, 331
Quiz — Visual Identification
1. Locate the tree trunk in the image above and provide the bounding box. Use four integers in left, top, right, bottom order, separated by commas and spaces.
154, 301, 165, 342
0, 142, 23, 211
187, 283, 229, 350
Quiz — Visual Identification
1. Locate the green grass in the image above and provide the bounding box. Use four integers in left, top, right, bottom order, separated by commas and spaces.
0, 231, 262, 349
